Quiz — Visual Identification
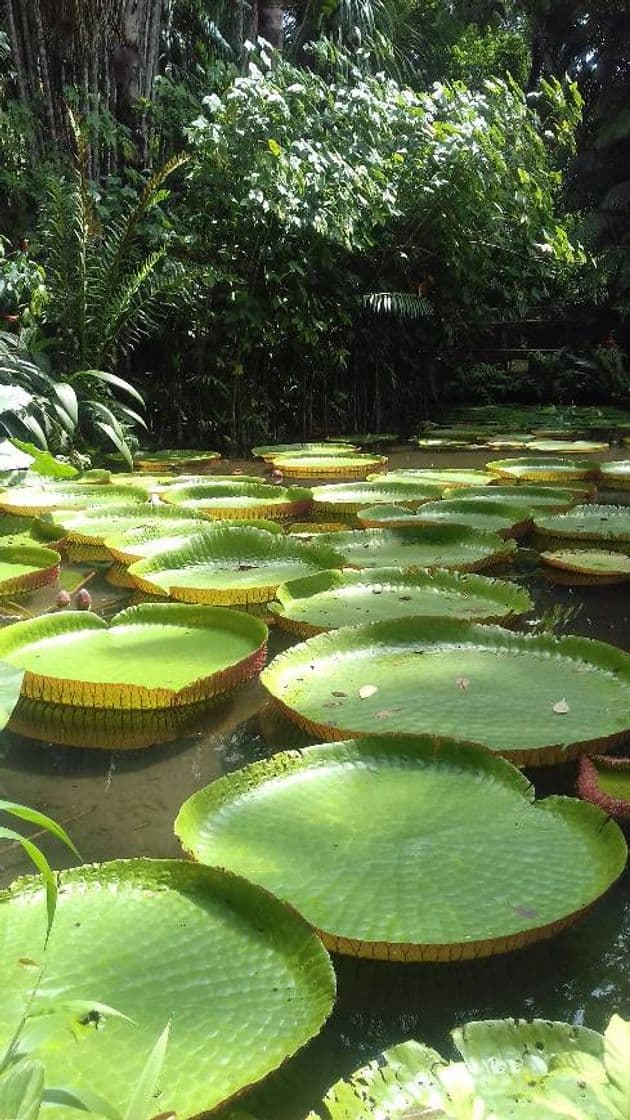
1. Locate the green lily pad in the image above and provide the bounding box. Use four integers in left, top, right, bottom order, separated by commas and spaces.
415, 438, 477, 450
0, 543, 60, 595
48, 501, 203, 545
540, 549, 630, 584
161, 481, 312, 520
0, 860, 335, 1115
528, 439, 609, 454
358, 499, 531, 538
599, 461, 630, 489
441, 483, 588, 509
0, 483, 148, 517
261, 618, 630, 765
104, 517, 282, 565
128, 527, 344, 606
0, 602, 268, 709
329, 433, 398, 446
311, 480, 443, 518
270, 454, 388, 478
270, 568, 532, 636
175, 737, 626, 960
578, 756, 630, 824
487, 457, 599, 482
367, 468, 495, 487
482, 434, 535, 450
304, 1019, 616, 1120
253, 443, 358, 460
127, 449, 221, 471
534, 504, 630, 544
317, 525, 516, 572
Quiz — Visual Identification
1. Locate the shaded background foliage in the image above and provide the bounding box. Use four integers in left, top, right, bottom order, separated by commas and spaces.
0, 1, 628, 452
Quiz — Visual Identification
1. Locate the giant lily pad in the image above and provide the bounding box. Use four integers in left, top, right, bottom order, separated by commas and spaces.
128, 527, 344, 606
48, 502, 203, 545
0, 543, 60, 595
487, 457, 599, 482
261, 618, 630, 765
0, 483, 148, 517
0, 860, 335, 1115
359, 499, 531, 538
311, 480, 443, 518
270, 568, 532, 636
271, 453, 387, 479
441, 483, 588, 509
303, 1017, 623, 1120
578, 755, 630, 824
540, 549, 630, 585
599, 461, 630, 489
528, 439, 608, 454
367, 468, 495, 488
104, 517, 281, 565
534, 504, 630, 544
329, 433, 398, 447
110, 448, 221, 472
317, 525, 516, 572
175, 737, 626, 960
162, 481, 312, 520
0, 602, 267, 708
253, 443, 357, 461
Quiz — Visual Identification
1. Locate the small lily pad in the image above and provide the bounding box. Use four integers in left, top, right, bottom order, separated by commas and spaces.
540, 549, 630, 584
534, 504, 630, 544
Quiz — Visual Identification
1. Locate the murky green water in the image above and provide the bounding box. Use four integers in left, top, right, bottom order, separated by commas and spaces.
1, 446, 629, 1118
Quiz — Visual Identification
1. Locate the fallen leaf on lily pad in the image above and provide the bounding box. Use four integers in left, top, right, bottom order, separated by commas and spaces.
332, 690, 347, 698
359, 684, 378, 700
456, 677, 470, 691
553, 698, 570, 714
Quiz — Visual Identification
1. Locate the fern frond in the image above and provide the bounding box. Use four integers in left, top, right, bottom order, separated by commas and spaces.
361, 291, 433, 319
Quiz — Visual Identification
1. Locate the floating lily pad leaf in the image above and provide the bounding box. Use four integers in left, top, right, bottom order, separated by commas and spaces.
161, 481, 312, 520
578, 755, 630, 824
316, 525, 516, 573
328, 433, 398, 447
482, 434, 535, 450
541, 549, 630, 585
441, 483, 588, 509
487, 457, 599, 482
103, 518, 281, 565
415, 437, 476, 451
528, 439, 609, 454
270, 454, 387, 479
0, 483, 148, 517
599, 461, 630, 489
0, 860, 335, 1115
109, 449, 221, 472
252, 443, 358, 461
287, 522, 351, 536
176, 737, 627, 960
0, 543, 60, 595
48, 502, 204, 546
0, 602, 268, 709
371, 499, 533, 538
261, 618, 630, 765
366, 468, 495, 487
311, 480, 443, 518
270, 568, 532, 636
534, 504, 630, 544
128, 527, 344, 606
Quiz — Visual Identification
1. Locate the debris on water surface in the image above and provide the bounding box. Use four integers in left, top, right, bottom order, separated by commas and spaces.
456, 676, 470, 691
553, 698, 570, 714
359, 684, 378, 699
76, 589, 92, 611
55, 590, 71, 609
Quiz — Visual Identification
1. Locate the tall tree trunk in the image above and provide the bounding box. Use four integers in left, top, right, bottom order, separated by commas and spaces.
4, 0, 163, 176
257, 0, 285, 50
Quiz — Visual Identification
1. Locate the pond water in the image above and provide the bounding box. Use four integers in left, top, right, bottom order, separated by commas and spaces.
0, 446, 629, 1118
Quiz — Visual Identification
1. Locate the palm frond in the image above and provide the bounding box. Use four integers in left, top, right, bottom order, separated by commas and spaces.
361, 291, 433, 318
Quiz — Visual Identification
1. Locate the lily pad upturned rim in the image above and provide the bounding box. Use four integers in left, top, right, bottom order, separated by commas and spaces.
161, 481, 313, 520
261, 617, 630, 766
577, 755, 630, 823
175, 737, 627, 962
0, 542, 61, 594
317, 524, 517, 574
599, 461, 630, 488
0, 859, 335, 1115
132, 449, 222, 471
540, 549, 630, 584
252, 442, 359, 461
127, 527, 345, 605
486, 457, 600, 482
269, 567, 533, 637
0, 602, 268, 709
270, 453, 389, 478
